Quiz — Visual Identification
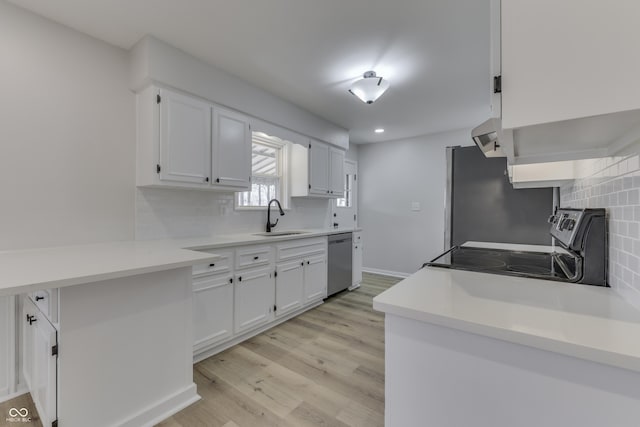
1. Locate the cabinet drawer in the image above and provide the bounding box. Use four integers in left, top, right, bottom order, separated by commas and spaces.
276, 237, 327, 261
29, 288, 58, 325
192, 250, 233, 277
235, 245, 272, 270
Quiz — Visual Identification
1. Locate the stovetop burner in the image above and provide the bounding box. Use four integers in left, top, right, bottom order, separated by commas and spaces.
425, 246, 577, 282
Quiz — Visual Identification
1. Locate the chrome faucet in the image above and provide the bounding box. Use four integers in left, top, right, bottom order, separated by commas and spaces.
266, 199, 285, 232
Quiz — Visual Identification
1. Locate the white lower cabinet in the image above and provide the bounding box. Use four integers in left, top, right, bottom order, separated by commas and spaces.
275, 260, 305, 318
193, 273, 234, 353
234, 266, 275, 335
304, 255, 328, 303
23, 296, 57, 427
192, 237, 329, 359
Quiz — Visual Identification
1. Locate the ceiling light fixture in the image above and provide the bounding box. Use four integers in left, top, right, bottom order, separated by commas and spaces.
349, 71, 390, 104
374, 128, 385, 133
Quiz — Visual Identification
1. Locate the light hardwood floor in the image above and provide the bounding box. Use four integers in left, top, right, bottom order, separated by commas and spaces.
0, 392, 42, 427
159, 272, 399, 427
0, 273, 399, 427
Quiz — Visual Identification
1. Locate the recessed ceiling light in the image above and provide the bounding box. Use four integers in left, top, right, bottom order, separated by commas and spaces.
374, 128, 385, 133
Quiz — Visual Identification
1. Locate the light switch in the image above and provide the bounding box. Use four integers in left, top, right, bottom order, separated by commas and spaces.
411, 202, 421, 212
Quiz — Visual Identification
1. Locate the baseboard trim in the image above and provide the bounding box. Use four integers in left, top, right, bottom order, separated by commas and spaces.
362, 267, 411, 279
193, 299, 324, 364
119, 383, 200, 427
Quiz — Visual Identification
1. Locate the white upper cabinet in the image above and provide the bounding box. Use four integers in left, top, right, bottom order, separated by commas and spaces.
291, 140, 346, 198
493, 0, 640, 164
158, 89, 211, 185
136, 85, 251, 191
309, 140, 330, 195
502, 0, 640, 129
329, 147, 345, 198
212, 107, 251, 188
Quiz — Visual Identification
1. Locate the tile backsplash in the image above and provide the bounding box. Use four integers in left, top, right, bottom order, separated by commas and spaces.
560, 140, 640, 307
136, 188, 331, 240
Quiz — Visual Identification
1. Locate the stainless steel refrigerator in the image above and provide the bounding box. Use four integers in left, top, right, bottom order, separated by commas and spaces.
444, 146, 555, 248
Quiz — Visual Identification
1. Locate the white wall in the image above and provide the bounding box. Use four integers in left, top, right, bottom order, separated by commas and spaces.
0, 1, 135, 250
345, 143, 359, 163
130, 36, 349, 149
136, 189, 330, 240
358, 129, 472, 276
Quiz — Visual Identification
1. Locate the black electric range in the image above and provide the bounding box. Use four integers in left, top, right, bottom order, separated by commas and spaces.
425, 208, 608, 287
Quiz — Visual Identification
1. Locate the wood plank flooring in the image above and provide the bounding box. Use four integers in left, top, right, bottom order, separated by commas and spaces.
0, 392, 42, 427
0, 273, 399, 427
159, 272, 399, 427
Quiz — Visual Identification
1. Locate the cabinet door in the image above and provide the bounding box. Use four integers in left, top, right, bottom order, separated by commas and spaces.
501, 0, 640, 129
353, 242, 363, 287
22, 297, 36, 391
329, 147, 345, 197
234, 267, 275, 334
309, 140, 330, 195
275, 260, 304, 318
304, 255, 327, 303
193, 274, 234, 352
159, 89, 212, 184
213, 107, 251, 189
32, 309, 57, 426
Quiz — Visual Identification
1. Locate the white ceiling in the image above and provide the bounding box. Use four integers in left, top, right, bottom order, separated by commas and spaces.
9, 0, 491, 144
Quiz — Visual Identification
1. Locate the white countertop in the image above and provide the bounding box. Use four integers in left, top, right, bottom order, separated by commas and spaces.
0, 227, 360, 297
173, 227, 361, 251
373, 242, 640, 373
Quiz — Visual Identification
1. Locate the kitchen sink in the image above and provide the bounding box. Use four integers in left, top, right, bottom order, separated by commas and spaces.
252, 230, 311, 237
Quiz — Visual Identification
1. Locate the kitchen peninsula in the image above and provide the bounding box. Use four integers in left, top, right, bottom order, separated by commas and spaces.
373, 264, 640, 427
0, 227, 360, 427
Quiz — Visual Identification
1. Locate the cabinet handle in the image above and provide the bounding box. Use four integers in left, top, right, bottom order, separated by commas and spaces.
253, 256, 259, 260
29, 317, 37, 325
205, 177, 210, 183
238, 276, 242, 282
301, 261, 304, 266
209, 263, 216, 267
35, 296, 44, 301
326, 190, 330, 194
216, 178, 220, 183
229, 278, 233, 284
307, 261, 310, 265
26, 314, 33, 322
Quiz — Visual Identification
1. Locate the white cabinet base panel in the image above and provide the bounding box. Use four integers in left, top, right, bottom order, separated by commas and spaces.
385, 314, 640, 427
58, 268, 196, 427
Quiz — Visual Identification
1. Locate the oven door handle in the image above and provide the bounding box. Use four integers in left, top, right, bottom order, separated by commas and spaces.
552, 252, 582, 283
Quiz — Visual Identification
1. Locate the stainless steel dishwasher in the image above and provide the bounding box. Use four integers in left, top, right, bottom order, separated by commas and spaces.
327, 232, 353, 297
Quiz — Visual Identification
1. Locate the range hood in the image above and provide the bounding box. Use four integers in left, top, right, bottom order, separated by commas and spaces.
471, 118, 506, 158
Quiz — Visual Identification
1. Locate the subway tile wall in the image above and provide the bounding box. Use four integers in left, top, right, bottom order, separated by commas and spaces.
135, 188, 331, 240
560, 140, 640, 307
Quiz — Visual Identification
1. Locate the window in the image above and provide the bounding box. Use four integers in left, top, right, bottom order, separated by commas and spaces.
336, 173, 353, 208
236, 133, 287, 208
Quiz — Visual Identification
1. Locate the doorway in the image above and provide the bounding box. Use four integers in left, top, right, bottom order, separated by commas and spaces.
332, 160, 358, 229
